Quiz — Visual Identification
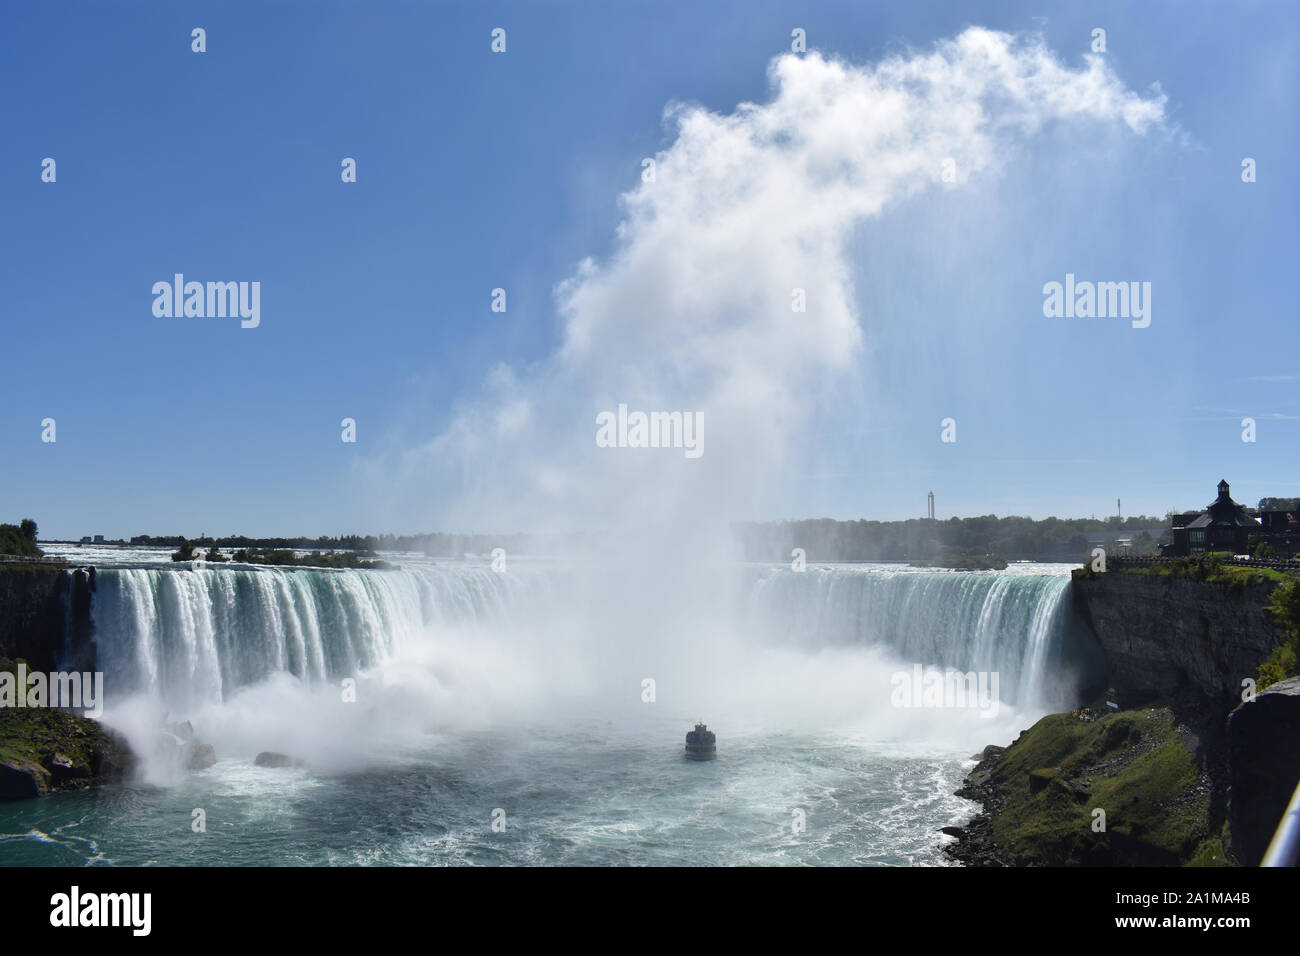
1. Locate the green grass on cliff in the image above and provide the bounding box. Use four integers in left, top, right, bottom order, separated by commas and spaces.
0, 708, 111, 776
983, 708, 1227, 866
1072, 554, 1292, 588
1259, 579, 1300, 687
0, 659, 132, 791
0, 562, 67, 574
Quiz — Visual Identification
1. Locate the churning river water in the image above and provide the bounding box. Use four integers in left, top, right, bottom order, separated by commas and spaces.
0, 548, 1101, 866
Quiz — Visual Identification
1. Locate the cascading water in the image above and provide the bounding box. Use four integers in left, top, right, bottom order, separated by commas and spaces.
5, 551, 1105, 866
90, 562, 562, 713
86, 558, 1098, 720
744, 564, 1099, 712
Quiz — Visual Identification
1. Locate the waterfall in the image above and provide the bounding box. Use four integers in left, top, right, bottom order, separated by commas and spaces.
743, 565, 1098, 710
90, 563, 561, 713
87, 560, 1098, 717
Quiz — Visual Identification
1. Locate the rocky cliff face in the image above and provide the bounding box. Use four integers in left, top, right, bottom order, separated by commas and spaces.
945, 569, 1295, 865
0, 565, 96, 673
1071, 573, 1283, 716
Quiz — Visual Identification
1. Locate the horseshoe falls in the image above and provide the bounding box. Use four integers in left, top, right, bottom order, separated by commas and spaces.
743, 565, 1100, 712
90, 563, 565, 714
0, 553, 1104, 866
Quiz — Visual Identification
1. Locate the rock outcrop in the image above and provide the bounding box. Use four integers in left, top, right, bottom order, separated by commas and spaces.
945, 708, 1224, 866
0, 706, 134, 801
188, 743, 217, 770
0, 565, 96, 673
947, 570, 1293, 866
1071, 572, 1284, 716
159, 720, 218, 771
1226, 675, 1300, 865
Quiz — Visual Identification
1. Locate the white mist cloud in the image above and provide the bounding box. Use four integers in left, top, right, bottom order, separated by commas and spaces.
363, 28, 1166, 536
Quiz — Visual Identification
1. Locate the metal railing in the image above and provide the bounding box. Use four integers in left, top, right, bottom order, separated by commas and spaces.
0, 553, 68, 565
1103, 554, 1299, 572
1262, 778, 1300, 867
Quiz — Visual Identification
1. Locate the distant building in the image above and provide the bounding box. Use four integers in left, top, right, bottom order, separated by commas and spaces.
1164, 480, 1259, 556
79, 536, 92, 544
93, 534, 104, 544
1258, 508, 1300, 557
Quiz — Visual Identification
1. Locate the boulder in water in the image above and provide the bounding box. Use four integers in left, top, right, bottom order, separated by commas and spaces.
187, 743, 217, 770
254, 751, 304, 768
156, 722, 216, 771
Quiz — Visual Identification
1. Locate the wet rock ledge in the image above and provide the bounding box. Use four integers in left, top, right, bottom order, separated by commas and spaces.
943, 705, 1228, 867
0, 702, 135, 801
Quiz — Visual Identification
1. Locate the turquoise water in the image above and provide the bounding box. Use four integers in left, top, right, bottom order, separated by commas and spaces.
0, 726, 975, 866
1, 553, 1097, 866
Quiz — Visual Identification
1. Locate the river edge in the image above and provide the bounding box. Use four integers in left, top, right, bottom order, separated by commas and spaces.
0, 704, 136, 801
941, 702, 1232, 867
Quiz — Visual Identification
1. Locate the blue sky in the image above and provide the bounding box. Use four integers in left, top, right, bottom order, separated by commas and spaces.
2, 1, 1296, 540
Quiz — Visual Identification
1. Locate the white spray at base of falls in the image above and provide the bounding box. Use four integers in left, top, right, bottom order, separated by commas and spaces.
85, 560, 1099, 782
744, 564, 1089, 712
91, 563, 562, 712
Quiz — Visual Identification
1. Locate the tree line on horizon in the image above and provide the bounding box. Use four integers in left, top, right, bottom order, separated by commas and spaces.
41, 500, 1300, 564
121, 531, 556, 556
118, 515, 1170, 563
734, 514, 1171, 563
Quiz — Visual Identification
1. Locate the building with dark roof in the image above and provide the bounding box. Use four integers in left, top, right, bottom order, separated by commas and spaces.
1165, 480, 1260, 556
1258, 508, 1300, 557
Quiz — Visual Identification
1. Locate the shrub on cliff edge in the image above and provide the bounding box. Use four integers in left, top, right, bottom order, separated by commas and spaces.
0, 519, 42, 559
1259, 579, 1300, 688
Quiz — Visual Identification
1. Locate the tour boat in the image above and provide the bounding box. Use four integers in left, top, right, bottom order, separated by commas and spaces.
684, 722, 717, 760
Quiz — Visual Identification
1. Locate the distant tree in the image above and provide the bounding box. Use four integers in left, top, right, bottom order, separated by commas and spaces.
171, 538, 195, 562
0, 519, 43, 558
1133, 530, 1157, 555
